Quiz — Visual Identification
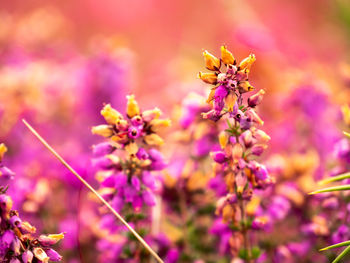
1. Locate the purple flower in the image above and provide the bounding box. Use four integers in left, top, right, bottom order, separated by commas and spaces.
131, 176, 141, 191
115, 173, 128, 189
142, 172, 156, 190
22, 250, 34, 263
136, 148, 149, 160
165, 248, 179, 263
45, 248, 63, 261
128, 126, 142, 139
92, 142, 115, 157
212, 151, 226, 163
142, 190, 156, 206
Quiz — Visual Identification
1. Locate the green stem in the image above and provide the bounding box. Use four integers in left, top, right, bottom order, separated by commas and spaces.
239, 198, 252, 263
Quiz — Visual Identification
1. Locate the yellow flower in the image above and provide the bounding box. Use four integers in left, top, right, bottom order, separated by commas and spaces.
149, 119, 172, 132
33, 247, 50, 263
198, 72, 218, 84
144, 134, 164, 146
126, 95, 140, 118
142, 107, 162, 122
203, 50, 221, 71
101, 104, 122, 124
221, 45, 235, 65
91, 125, 114, 137
239, 54, 256, 74
238, 81, 255, 93
225, 92, 237, 112
218, 131, 229, 149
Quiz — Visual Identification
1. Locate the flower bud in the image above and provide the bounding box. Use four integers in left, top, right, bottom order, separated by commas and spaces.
101, 104, 122, 124
251, 144, 267, 156
9, 215, 22, 228
22, 250, 34, 263
0, 194, 13, 215
254, 129, 271, 143
202, 110, 221, 122
0, 166, 15, 179
246, 109, 264, 125
91, 125, 114, 137
144, 134, 164, 146
38, 233, 64, 246
130, 115, 143, 126
232, 143, 243, 160
126, 95, 140, 118
203, 50, 221, 71
238, 54, 256, 73
92, 157, 114, 170
142, 190, 156, 206
225, 92, 237, 112
142, 108, 162, 122
136, 148, 149, 160
11, 237, 21, 256
33, 247, 50, 263
150, 119, 172, 132
198, 72, 218, 84
248, 89, 265, 107
128, 126, 142, 139
211, 151, 226, 163
92, 142, 115, 157
221, 45, 235, 65
219, 131, 229, 149
238, 81, 254, 93
115, 173, 128, 189
20, 221, 36, 234
45, 248, 62, 262
240, 130, 253, 148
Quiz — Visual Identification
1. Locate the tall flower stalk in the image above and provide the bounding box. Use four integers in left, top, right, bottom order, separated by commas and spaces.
0, 143, 64, 263
199, 46, 273, 262
91, 96, 174, 262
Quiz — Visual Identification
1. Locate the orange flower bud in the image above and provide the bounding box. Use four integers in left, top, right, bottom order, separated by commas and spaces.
238, 81, 255, 93
198, 72, 218, 84
225, 92, 237, 112
203, 50, 221, 71
221, 45, 235, 65
238, 54, 256, 73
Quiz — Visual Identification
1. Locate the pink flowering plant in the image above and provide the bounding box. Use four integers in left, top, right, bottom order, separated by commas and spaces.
198, 46, 273, 262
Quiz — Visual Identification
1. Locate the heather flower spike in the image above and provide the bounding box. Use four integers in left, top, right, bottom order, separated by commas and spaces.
91, 95, 172, 261
0, 157, 63, 262
200, 46, 273, 262
22, 119, 165, 263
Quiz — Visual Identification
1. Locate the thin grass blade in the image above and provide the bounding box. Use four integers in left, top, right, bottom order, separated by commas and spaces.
309, 184, 350, 195
318, 172, 350, 185
320, 241, 350, 251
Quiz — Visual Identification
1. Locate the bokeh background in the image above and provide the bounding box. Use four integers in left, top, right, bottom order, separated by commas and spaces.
1, 0, 350, 262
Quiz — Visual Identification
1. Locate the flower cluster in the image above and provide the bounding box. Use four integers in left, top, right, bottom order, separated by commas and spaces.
199, 46, 263, 123
199, 46, 273, 261
92, 95, 177, 262
0, 145, 63, 263
92, 95, 171, 212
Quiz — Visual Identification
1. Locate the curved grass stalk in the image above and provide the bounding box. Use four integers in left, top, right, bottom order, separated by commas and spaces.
22, 119, 164, 263
320, 241, 350, 251
309, 184, 350, 195
317, 172, 350, 186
